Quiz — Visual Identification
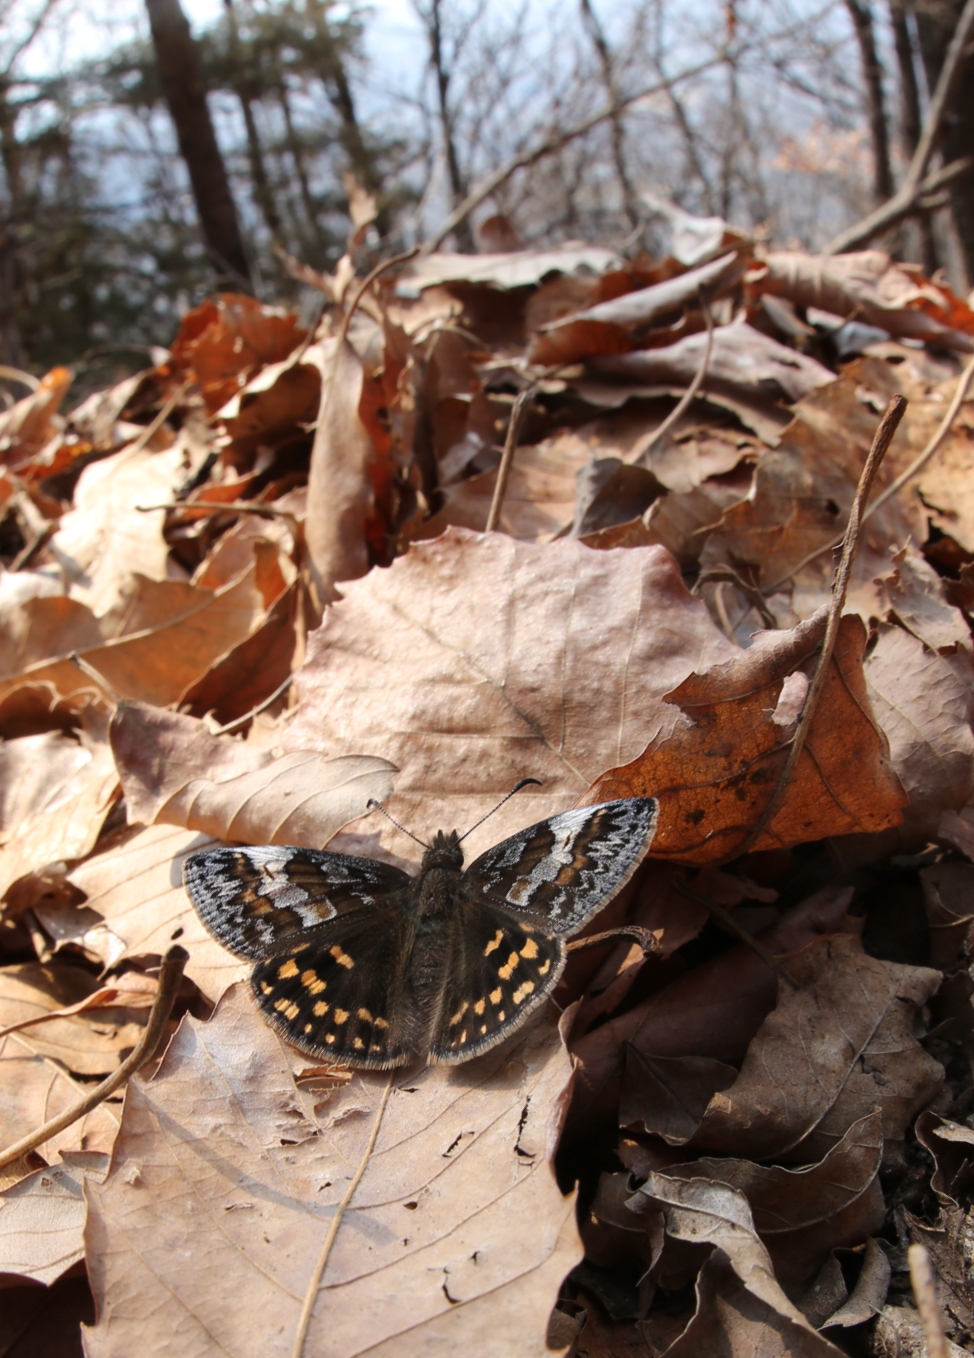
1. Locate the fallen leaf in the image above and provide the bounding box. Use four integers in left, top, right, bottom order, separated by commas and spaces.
110, 701, 395, 846
305, 337, 378, 605
83, 983, 580, 1358
401, 244, 624, 292
864, 622, 974, 841
170, 294, 305, 414
0, 566, 268, 715
0, 715, 118, 902
0, 367, 73, 466
627, 1172, 842, 1356
0, 1152, 108, 1285
284, 528, 736, 863
0, 964, 145, 1075
587, 610, 907, 861
690, 933, 942, 1162
47, 442, 187, 617
874, 1305, 971, 1358
56, 823, 244, 1000
412, 430, 593, 542
528, 251, 747, 366
0, 1032, 119, 1164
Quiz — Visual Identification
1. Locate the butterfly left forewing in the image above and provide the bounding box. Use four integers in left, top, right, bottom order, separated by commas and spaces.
252, 903, 419, 1069
462, 797, 658, 935
427, 899, 565, 1064
184, 845, 410, 960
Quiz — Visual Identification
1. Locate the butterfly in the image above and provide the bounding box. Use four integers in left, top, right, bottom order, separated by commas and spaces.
183, 791, 658, 1069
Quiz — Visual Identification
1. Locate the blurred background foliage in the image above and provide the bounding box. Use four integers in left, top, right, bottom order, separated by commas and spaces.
0, 0, 970, 387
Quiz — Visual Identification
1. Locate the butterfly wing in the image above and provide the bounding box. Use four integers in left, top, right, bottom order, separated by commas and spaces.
427, 900, 565, 1065
183, 845, 411, 961
251, 903, 420, 1069
462, 797, 658, 935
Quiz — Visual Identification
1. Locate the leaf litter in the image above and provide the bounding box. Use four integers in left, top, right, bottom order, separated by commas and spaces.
1, 204, 974, 1357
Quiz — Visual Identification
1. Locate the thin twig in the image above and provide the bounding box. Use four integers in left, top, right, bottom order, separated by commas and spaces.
123, 378, 194, 461
825, 0, 974, 254
10, 521, 56, 572
211, 674, 294, 735
765, 354, 974, 594
135, 500, 300, 527
486, 386, 536, 533
424, 54, 724, 253
0, 983, 152, 1043
908, 1243, 949, 1358
292, 1073, 393, 1358
69, 652, 120, 705
673, 877, 797, 986
628, 290, 714, 466
696, 565, 779, 630
0, 363, 40, 392
337, 246, 420, 350
0, 946, 188, 1172
727, 395, 907, 863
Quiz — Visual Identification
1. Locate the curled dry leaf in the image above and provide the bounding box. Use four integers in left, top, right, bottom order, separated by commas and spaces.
527, 250, 746, 366
110, 701, 395, 847
56, 823, 244, 999
627, 1171, 843, 1356
305, 337, 381, 606
587, 610, 907, 861
0, 566, 269, 716
0, 717, 118, 902
400, 243, 624, 293
0, 1152, 108, 1285
83, 983, 580, 1358
169, 294, 306, 414
284, 528, 736, 862
566, 886, 856, 1147
0, 964, 145, 1076
690, 933, 943, 1163
0, 366, 73, 466
863, 621, 974, 842
0, 1032, 118, 1164
664, 1110, 886, 1292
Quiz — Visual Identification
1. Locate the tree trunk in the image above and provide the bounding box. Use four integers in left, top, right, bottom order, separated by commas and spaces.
914, 0, 974, 287
144, 0, 252, 287
579, 0, 639, 229
887, 0, 937, 272
844, 0, 895, 204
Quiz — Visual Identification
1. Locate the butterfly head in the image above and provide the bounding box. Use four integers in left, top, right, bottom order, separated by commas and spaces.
421, 830, 464, 872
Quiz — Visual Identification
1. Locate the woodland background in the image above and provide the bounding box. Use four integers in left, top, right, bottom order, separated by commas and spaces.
0, 0, 972, 383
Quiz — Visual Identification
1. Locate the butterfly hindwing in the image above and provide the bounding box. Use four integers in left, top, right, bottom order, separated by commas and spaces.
251, 904, 419, 1068
462, 797, 658, 935
428, 900, 566, 1064
183, 846, 411, 961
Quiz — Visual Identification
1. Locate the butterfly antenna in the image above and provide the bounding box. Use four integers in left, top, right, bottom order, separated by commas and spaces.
457, 778, 543, 843
366, 799, 431, 850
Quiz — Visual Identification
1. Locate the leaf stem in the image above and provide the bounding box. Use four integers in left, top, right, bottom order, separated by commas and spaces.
0, 945, 188, 1172
291, 1072, 394, 1358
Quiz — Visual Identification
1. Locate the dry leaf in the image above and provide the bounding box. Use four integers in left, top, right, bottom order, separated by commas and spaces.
0, 366, 73, 466
170, 294, 305, 414
401, 244, 624, 292
305, 337, 377, 605
0, 566, 267, 715
0, 964, 145, 1075
110, 701, 395, 845
864, 622, 974, 841
284, 528, 736, 862
0, 715, 118, 901
628, 1172, 843, 1356
0, 1152, 108, 1285
84, 984, 580, 1358
0, 1032, 118, 1163
690, 933, 942, 1163
528, 251, 746, 366
57, 823, 245, 999
587, 610, 907, 861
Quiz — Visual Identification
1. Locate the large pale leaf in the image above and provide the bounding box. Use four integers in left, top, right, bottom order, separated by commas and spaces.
83, 985, 580, 1358
285, 528, 736, 862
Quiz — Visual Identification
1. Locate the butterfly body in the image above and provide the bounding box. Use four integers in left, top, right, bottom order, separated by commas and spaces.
184, 797, 658, 1069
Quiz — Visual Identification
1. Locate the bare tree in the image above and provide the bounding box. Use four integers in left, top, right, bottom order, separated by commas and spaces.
144, 0, 252, 285
844, 0, 894, 203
